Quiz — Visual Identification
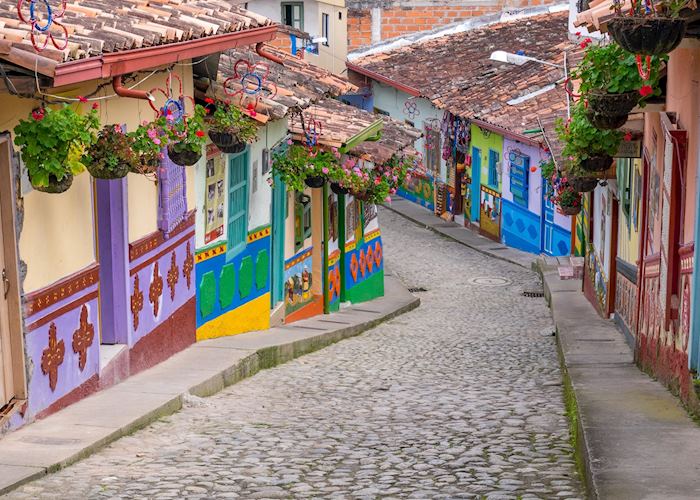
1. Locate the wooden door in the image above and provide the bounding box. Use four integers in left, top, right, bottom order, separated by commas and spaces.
0, 143, 13, 406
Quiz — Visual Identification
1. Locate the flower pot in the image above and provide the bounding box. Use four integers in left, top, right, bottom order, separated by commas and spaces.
167, 144, 202, 167
305, 175, 325, 188
607, 17, 686, 56
208, 130, 246, 154
569, 176, 599, 193
30, 173, 73, 194
560, 205, 582, 216
587, 91, 640, 117
581, 155, 613, 173
585, 109, 628, 130
86, 161, 130, 180
331, 182, 349, 195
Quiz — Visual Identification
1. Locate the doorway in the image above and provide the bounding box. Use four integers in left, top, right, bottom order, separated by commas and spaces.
470, 147, 481, 223
0, 135, 25, 412
271, 174, 286, 307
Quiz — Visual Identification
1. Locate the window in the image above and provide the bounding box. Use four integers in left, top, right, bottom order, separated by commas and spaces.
508, 151, 529, 208
322, 13, 330, 46
294, 192, 312, 251
281, 2, 304, 30
227, 151, 249, 258
617, 158, 632, 225
159, 150, 188, 235
487, 149, 500, 188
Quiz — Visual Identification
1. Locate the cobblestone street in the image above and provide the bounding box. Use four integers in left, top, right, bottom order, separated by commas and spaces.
5, 208, 583, 500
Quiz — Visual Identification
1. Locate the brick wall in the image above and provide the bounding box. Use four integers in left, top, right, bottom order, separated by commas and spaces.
347, 0, 557, 51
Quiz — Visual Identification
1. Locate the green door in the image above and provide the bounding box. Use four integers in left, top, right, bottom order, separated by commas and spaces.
271, 174, 286, 307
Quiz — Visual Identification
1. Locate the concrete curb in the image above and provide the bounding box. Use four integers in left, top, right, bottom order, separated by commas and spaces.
0, 276, 419, 495
536, 258, 700, 500
381, 199, 535, 270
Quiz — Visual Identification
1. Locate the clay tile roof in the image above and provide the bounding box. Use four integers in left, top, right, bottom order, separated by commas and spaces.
351, 11, 577, 140
0, 0, 274, 63
349, 113, 422, 165
288, 98, 420, 163
204, 45, 356, 121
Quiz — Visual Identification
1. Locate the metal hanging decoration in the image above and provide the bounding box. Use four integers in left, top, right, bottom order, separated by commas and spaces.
223, 58, 278, 116
403, 99, 420, 120
148, 72, 190, 120
17, 0, 69, 52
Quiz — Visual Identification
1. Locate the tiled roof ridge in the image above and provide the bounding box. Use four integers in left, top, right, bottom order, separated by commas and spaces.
347, 3, 570, 62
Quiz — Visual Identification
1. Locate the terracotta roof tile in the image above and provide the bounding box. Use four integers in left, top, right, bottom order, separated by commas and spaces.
0, 0, 274, 62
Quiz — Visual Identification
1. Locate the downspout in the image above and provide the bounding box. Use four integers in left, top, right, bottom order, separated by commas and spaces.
112, 75, 154, 101
256, 42, 285, 65
323, 183, 330, 314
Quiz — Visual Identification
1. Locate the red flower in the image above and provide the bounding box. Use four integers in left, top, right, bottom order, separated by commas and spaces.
204, 97, 215, 104
624, 132, 633, 142
579, 37, 592, 49
195, 130, 205, 138
77, 96, 88, 103
575, 31, 581, 36
31, 109, 45, 121
639, 85, 653, 97
92, 102, 99, 110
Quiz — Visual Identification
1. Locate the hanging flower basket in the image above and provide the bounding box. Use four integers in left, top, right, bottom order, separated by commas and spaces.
585, 109, 629, 130
587, 91, 640, 117
607, 17, 686, 56
560, 205, 582, 216
131, 152, 160, 175
84, 125, 137, 180
569, 176, 599, 192
580, 154, 612, 173
331, 182, 349, 195
305, 175, 325, 188
167, 144, 202, 167
208, 130, 246, 154
30, 173, 74, 194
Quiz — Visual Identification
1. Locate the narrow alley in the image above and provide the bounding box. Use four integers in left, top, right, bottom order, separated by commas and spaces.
5, 208, 582, 499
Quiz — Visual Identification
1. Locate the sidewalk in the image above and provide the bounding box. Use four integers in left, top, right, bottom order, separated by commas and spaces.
0, 276, 419, 495
383, 196, 535, 269
538, 257, 700, 500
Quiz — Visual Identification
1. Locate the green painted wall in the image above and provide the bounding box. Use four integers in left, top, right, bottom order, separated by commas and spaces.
470, 124, 504, 193
346, 269, 384, 304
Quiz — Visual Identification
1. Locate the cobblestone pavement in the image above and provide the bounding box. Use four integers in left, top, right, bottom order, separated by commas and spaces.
6, 207, 582, 500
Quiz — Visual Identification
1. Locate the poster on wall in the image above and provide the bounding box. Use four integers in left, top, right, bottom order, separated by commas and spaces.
204, 146, 225, 244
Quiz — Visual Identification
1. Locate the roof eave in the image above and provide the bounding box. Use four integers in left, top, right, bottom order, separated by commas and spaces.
471, 118, 542, 147
346, 61, 421, 97
52, 25, 278, 88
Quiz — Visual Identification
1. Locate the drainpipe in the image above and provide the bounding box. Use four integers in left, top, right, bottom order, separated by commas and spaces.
256, 42, 285, 65
112, 75, 155, 101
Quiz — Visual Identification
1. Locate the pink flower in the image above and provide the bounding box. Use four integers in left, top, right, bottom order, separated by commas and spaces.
147, 128, 158, 139
322, 167, 329, 174
639, 85, 653, 97
374, 178, 381, 185
152, 138, 161, 145
286, 139, 293, 145
385, 196, 392, 203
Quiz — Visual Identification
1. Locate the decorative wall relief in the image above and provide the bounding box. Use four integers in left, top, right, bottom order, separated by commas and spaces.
72, 305, 94, 372
41, 323, 65, 392
167, 251, 179, 301
131, 274, 144, 331
149, 262, 163, 317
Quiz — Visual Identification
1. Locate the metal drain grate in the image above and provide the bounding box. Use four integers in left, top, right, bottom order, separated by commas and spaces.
522, 288, 544, 298
408, 287, 428, 293
467, 277, 511, 286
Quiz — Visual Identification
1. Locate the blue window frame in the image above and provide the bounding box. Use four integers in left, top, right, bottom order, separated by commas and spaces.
488, 149, 500, 188
509, 152, 530, 208
227, 150, 249, 259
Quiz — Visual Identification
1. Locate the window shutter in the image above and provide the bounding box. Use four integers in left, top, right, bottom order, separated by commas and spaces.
227, 153, 249, 256
158, 149, 188, 236
509, 152, 529, 208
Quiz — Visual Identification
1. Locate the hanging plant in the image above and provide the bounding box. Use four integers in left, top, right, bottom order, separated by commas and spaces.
549, 172, 584, 215
272, 143, 339, 192
607, 0, 689, 56
570, 42, 665, 128
556, 102, 622, 174
128, 120, 166, 174
164, 104, 207, 166
14, 103, 100, 193
204, 98, 258, 154
539, 158, 556, 182
83, 125, 139, 179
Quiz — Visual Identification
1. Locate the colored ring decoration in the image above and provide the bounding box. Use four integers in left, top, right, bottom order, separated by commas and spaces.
29, 0, 52, 32
163, 99, 184, 121
241, 72, 262, 95
18, 0, 69, 52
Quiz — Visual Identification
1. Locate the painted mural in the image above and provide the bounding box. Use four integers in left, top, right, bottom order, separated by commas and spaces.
343, 199, 384, 304
284, 246, 321, 322
399, 171, 434, 211
480, 186, 501, 241
195, 226, 271, 341
327, 191, 341, 312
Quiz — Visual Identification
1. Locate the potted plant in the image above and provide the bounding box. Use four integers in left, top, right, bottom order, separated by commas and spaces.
205, 98, 258, 154
164, 104, 207, 166
556, 103, 622, 173
272, 144, 339, 191
14, 104, 99, 193
570, 42, 664, 128
129, 121, 166, 174
551, 181, 583, 216
607, 0, 689, 56
82, 125, 139, 179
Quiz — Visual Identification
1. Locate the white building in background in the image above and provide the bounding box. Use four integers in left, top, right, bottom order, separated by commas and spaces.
246, 0, 348, 74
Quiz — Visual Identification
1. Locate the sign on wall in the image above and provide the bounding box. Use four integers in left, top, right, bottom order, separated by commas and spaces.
204, 147, 226, 244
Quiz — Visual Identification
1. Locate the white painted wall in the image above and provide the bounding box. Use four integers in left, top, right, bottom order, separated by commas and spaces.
371, 81, 446, 180
592, 184, 613, 278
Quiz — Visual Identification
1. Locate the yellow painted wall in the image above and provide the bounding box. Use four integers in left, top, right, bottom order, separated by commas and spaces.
317, 3, 348, 75
617, 158, 641, 265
